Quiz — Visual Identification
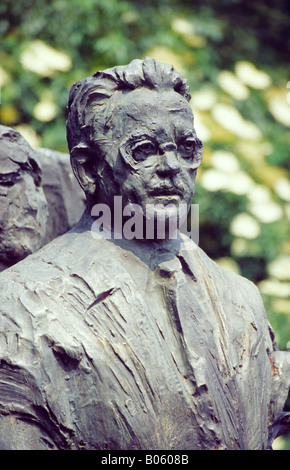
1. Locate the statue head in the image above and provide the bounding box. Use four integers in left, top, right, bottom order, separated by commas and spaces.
66, 58, 203, 238
0, 126, 48, 267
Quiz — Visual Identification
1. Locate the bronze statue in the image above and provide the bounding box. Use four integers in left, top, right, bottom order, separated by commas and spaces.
0, 126, 48, 270
0, 126, 85, 271
0, 58, 288, 450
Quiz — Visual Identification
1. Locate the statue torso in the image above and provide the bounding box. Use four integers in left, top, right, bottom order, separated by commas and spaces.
0, 227, 284, 449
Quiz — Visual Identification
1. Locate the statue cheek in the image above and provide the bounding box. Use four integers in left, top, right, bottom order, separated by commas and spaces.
121, 173, 148, 204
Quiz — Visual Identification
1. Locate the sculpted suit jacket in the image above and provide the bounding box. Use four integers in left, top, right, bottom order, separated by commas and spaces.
0, 217, 289, 450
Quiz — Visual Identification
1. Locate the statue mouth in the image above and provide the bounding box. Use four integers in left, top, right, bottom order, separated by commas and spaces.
147, 191, 184, 208
152, 194, 181, 203
149, 185, 183, 198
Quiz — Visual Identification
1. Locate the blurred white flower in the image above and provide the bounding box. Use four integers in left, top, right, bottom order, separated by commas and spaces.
268, 98, 290, 127
247, 185, 284, 222
249, 201, 283, 223
171, 18, 194, 35
20, 40, 72, 77
199, 169, 228, 191
268, 255, 290, 280
211, 151, 240, 174
212, 104, 262, 140
258, 279, 290, 298
235, 61, 272, 89
217, 70, 249, 100
236, 141, 273, 163
230, 213, 261, 239
191, 89, 217, 111
145, 46, 186, 75
200, 168, 254, 195
271, 299, 290, 315
274, 178, 290, 201
14, 125, 41, 148
248, 185, 272, 204
215, 257, 241, 274
272, 436, 287, 450
226, 172, 255, 195
0, 66, 10, 87
230, 238, 249, 256
33, 99, 58, 122
193, 112, 211, 142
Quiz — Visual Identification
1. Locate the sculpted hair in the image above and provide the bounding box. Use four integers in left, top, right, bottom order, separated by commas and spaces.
0, 126, 42, 186
66, 57, 191, 159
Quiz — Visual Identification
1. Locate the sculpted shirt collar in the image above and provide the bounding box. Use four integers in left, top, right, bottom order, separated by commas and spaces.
77, 206, 198, 279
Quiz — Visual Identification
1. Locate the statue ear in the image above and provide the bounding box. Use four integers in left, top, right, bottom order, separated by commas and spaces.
70, 144, 98, 196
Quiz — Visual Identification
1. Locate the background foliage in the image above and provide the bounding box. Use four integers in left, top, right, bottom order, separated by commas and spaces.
1, 0, 290, 449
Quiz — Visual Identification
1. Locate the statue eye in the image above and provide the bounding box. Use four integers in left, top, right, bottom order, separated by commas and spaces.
185, 139, 196, 150
131, 140, 157, 161
179, 138, 196, 158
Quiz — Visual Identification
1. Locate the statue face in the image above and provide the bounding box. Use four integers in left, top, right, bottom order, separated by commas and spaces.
0, 168, 48, 265
93, 88, 202, 229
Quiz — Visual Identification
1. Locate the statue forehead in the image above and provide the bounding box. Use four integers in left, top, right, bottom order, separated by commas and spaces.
99, 88, 194, 139
116, 88, 191, 115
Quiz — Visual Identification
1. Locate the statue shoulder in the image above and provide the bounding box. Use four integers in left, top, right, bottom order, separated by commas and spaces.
183, 243, 271, 334
0, 231, 121, 366
184, 243, 264, 304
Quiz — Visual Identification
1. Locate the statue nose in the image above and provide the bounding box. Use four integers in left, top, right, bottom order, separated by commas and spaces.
157, 143, 180, 175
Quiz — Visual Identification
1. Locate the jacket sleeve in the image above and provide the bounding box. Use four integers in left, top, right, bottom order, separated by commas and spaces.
0, 359, 59, 449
